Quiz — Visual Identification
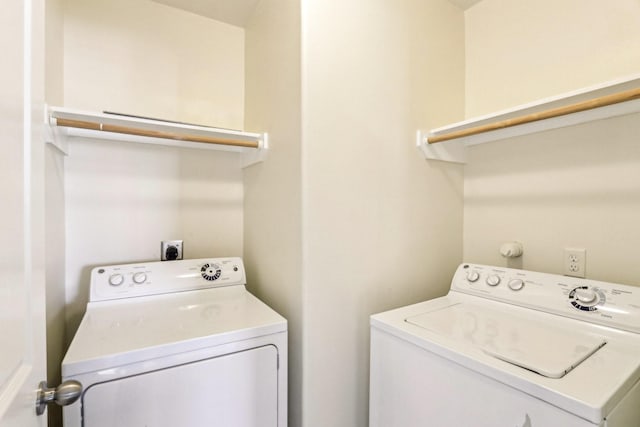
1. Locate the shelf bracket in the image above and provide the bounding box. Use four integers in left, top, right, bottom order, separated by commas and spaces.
44, 106, 69, 155
241, 133, 268, 168
416, 130, 467, 164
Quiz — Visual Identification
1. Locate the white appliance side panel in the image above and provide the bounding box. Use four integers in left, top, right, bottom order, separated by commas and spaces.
370, 328, 603, 427
605, 378, 640, 427
82, 345, 278, 427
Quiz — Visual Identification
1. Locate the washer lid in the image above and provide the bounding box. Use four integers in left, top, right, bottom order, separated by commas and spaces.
406, 303, 607, 379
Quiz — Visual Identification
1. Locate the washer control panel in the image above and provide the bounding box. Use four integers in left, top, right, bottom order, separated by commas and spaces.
451, 263, 640, 334
90, 257, 245, 302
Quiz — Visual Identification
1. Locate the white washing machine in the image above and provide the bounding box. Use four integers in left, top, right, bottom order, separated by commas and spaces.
62, 257, 287, 427
370, 263, 640, 427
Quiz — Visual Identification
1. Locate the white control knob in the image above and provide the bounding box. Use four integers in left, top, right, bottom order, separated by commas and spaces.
575, 288, 597, 304
109, 274, 124, 286
486, 274, 501, 286
466, 271, 480, 283
133, 272, 147, 284
508, 278, 524, 291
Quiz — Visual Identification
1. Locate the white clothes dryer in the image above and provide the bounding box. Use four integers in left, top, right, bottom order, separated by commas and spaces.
370, 263, 640, 427
62, 257, 287, 427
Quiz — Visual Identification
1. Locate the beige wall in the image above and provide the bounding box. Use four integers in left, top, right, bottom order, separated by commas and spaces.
244, 0, 303, 425
64, 140, 244, 340
464, 0, 640, 286
46, 0, 64, 105
464, 114, 640, 285
301, 1, 465, 425
62, 0, 246, 340
63, 0, 245, 128
465, 0, 640, 117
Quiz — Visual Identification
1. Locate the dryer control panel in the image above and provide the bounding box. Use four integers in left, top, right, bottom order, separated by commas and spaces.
451, 263, 640, 334
89, 257, 245, 302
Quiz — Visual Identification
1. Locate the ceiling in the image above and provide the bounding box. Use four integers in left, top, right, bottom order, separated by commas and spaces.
448, 0, 483, 9
152, 0, 483, 28
151, 0, 260, 27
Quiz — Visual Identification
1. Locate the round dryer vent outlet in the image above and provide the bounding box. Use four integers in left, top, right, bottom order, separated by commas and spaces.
201, 263, 222, 281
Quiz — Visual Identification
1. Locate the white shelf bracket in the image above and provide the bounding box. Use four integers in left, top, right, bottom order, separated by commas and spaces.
44, 105, 69, 155
242, 133, 269, 168
416, 130, 467, 164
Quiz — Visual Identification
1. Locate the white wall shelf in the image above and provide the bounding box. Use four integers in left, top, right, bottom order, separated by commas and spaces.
417, 74, 640, 164
46, 107, 268, 167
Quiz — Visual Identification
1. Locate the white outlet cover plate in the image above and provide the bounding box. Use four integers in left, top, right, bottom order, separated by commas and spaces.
564, 248, 586, 278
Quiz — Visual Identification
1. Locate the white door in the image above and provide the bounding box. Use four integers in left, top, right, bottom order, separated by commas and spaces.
0, 0, 47, 425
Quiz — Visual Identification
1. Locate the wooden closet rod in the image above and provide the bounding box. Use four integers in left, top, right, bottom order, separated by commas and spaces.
54, 118, 261, 149
428, 87, 640, 144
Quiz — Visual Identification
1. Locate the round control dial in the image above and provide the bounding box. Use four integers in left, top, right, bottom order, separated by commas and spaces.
133, 272, 147, 284
109, 274, 124, 287
507, 278, 524, 291
466, 271, 480, 283
201, 263, 222, 281
569, 286, 604, 311
575, 288, 597, 303
486, 274, 501, 287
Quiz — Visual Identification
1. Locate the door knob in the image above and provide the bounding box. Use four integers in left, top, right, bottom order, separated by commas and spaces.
35, 380, 82, 416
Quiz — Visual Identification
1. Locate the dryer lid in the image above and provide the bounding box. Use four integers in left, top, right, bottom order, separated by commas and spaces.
406, 303, 607, 379
62, 286, 286, 377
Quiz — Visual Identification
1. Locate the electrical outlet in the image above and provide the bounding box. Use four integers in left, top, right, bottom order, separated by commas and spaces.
563, 248, 586, 278
161, 240, 183, 261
